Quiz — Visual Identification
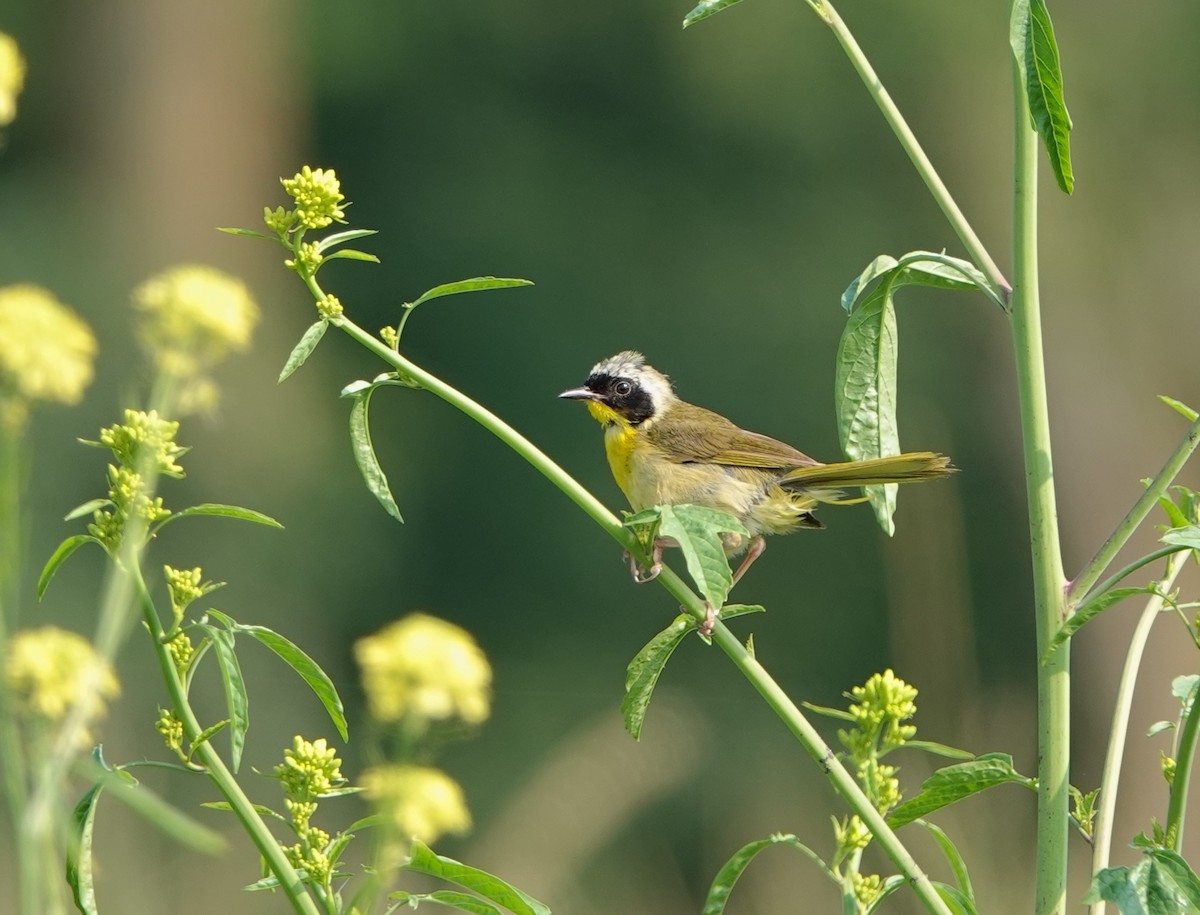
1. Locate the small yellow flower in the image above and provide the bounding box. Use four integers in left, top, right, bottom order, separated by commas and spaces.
156, 709, 184, 753
355, 614, 491, 726
281, 166, 346, 229
0, 33, 25, 127
361, 765, 471, 845
132, 266, 259, 407
0, 284, 96, 428
852, 872, 885, 908
100, 409, 186, 477
276, 735, 344, 802
6, 627, 119, 740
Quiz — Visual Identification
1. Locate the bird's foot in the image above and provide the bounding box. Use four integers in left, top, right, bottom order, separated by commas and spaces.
625, 538, 668, 583
696, 601, 717, 638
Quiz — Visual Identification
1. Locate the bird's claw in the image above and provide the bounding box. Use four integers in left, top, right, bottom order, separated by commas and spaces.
696, 602, 717, 637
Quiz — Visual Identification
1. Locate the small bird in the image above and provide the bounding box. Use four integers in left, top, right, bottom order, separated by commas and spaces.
560, 351, 953, 629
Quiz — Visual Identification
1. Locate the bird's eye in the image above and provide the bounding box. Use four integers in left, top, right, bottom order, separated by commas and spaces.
614, 380, 632, 397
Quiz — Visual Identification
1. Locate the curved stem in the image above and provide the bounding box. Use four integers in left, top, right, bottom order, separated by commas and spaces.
1012, 65, 1069, 915
1168, 677, 1200, 856
818, 1, 1010, 300
1078, 546, 1186, 610
327, 314, 955, 915
1089, 550, 1188, 915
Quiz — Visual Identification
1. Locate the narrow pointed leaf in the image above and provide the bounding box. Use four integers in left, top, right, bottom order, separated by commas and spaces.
158, 503, 283, 531
682, 0, 747, 28
217, 227, 274, 239
315, 228, 379, 252
405, 839, 551, 915
347, 386, 404, 523
623, 615, 691, 740
1160, 396, 1199, 422
1010, 0, 1074, 194
703, 834, 832, 915
279, 320, 328, 383
203, 624, 249, 771
1044, 586, 1159, 663
903, 739, 977, 761
64, 498, 112, 522
718, 604, 765, 621
39, 535, 102, 600
66, 783, 102, 915
887, 753, 1034, 828
419, 891, 505, 915
410, 277, 533, 308
1163, 526, 1200, 551
324, 249, 381, 263
655, 504, 746, 608
933, 882, 981, 915
919, 819, 975, 903
236, 624, 348, 741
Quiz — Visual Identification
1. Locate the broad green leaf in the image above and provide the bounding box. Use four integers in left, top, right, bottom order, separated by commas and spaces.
1010, 0, 1074, 194
1044, 586, 1159, 663
203, 624, 249, 771
315, 228, 379, 253
64, 498, 112, 522
702, 833, 832, 915
409, 277, 533, 308
346, 385, 404, 523
622, 615, 691, 740
655, 504, 747, 608
1159, 496, 1192, 531
1173, 674, 1200, 704
279, 320, 328, 383
216, 226, 274, 239
324, 249, 381, 264
39, 535, 102, 600
1161, 395, 1199, 423
235, 624, 348, 741
887, 753, 1034, 828
919, 820, 975, 904
682, 0, 746, 28
66, 782, 101, 915
842, 252, 1004, 315
1085, 849, 1200, 913
1164, 526, 1200, 551
405, 839, 551, 915
156, 503, 283, 532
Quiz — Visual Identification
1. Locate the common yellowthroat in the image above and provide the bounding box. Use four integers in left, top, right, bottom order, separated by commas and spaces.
561, 351, 953, 623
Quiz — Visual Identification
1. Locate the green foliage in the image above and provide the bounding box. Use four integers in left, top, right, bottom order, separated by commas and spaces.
279, 319, 328, 383
681, 0, 746, 29
1010, 0, 1074, 194
623, 504, 747, 608
344, 380, 404, 523
403, 840, 551, 915
702, 834, 834, 915
887, 754, 1034, 829
1085, 849, 1200, 914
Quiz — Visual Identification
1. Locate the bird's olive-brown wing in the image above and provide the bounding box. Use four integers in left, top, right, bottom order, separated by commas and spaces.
650, 401, 821, 469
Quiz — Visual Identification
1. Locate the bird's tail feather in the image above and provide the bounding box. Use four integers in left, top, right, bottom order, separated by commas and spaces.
780, 451, 954, 489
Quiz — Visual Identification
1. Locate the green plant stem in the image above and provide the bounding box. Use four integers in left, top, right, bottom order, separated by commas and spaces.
1168, 676, 1200, 856
1067, 417, 1200, 609
1012, 67, 1069, 915
326, 313, 954, 915
1088, 549, 1188, 915
1077, 546, 1184, 609
817, 0, 1010, 300
130, 562, 322, 915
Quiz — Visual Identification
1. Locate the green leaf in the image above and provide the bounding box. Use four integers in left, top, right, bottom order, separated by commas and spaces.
682, 0, 746, 28
800, 701, 857, 723
409, 277, 533, 309
887, 753, 1034, 829
1164, 526, 1200, 551
190, 719, 230, 756
201, 800, 285, 821
1044, 586, 1159, 663
622, 615, 691, 740
862, 876, 907, 915
1149, 721, 1176, 738
203, 624, 249, 771
1161, 396, 1199, 423
718, 604, 765, 621
323, 249, 381, 264
933, 882, 981, 915
405, 839, 551, 915
346, 385, 404, 523
1085, 849, 1200, 913
315, 228, 379, 253
415, 890, 506, 915
156, 503, 283, 532
702, 833, 832, 915
919, 820, 975, 904
66, 782, 102, 915
279, 320, 328, 383
903, 739, 977, 761
39, 534, 103, 600
654, 504, 747, 608
64, 498, 112, 522
1173, 675, 1200, 704
233, 624, 348, 741
1010, 0, 1074, 194
217, 226, 275, 239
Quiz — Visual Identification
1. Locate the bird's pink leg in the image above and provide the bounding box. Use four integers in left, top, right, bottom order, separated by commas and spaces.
730, 535, 766, 586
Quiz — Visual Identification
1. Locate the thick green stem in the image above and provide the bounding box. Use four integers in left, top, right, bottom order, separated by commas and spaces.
131, 564, 322, 915
1067, 417, 1200, 608
1012, 68, 1069, 915
327, 314, 954, 915
1088, 551, 1188, 915
1168, 677, 1200, 856
818, 1, 1010, 299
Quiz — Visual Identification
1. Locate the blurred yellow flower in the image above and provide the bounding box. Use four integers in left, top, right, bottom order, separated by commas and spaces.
355, 613, 491, 725
361, 764, 471, 845
132, 265, 259, 410
6, 627, 119, 740
0, 284, 96, 428
0, 33, 25, 126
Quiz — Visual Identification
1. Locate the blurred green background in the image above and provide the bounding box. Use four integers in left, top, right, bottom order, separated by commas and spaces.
3, 0, 1200, 911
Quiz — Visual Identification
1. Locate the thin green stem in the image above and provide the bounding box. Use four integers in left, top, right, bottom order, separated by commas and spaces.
1078, 546, 1185, 609
1089, 550, 1188, 915
1012, 66, 1069, 915
1067, 417, 1200, 608
325, 313, 954, 915
131, 562, 322, 915
818, 0, 1010, 300
1168, 678, 1200, 856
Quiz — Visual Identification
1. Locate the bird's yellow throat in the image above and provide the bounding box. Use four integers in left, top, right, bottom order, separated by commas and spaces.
586, 399, 638, 498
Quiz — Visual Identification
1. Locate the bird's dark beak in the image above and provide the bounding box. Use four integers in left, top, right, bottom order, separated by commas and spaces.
559, 386, 599, 401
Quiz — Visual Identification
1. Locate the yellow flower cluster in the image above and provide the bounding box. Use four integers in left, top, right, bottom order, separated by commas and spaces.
361, 764, 471, 845
0, 32, 25, 126
99, 409, 186, 477
5, 627, 119, 741
355, 613, 491, 726
281, 166, 346, 229
0, 284, 96, 429
276, 735, 344, 802
847, 668, 918, 751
